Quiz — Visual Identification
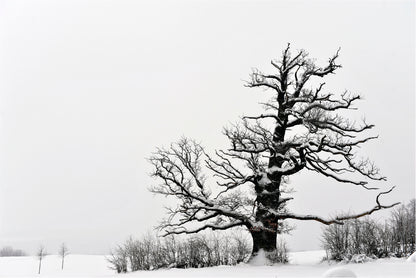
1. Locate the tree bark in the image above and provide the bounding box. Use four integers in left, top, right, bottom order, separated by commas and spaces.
249, 115, 286, 259
250, 226, 277, 255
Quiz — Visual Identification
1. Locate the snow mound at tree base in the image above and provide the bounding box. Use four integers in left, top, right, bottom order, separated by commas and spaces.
323, 267, 357, 277
249, 249, 269, 266
407, 252, 416, 262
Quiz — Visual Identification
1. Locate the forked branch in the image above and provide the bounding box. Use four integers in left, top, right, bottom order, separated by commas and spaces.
280, 186, 400, 224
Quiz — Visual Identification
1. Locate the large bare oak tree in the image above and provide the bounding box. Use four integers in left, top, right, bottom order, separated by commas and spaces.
149, 44, 399, 260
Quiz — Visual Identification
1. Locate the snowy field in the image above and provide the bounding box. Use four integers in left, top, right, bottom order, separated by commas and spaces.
0, 250, 414, 278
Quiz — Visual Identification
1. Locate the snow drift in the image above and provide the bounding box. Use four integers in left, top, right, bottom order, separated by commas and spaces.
407, 252, 416, 263
323, 267, 357, 277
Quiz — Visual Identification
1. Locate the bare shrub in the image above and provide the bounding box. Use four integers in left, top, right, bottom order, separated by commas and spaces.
321, 221, 350, 261
390, 199, 415, 256
266, 238, 289, 263
107, 245, 127, 273
230, 231, 251, 264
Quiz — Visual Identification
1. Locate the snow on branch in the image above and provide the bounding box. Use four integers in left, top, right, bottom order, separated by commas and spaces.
278, 186, 400, 225
238, 46, 384, 189
224, 120, 275, 155
149, 138, 256, 236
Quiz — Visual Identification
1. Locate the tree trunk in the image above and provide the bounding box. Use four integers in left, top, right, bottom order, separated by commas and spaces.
38, 259, 42, 274
250, 227, 277, 255
249, 125, 285, 260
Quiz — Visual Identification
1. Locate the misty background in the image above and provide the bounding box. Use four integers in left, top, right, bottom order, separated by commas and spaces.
0, 0, 414, 255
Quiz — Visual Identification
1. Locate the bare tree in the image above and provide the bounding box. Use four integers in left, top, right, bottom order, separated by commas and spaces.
149, 44, 399, 261
59, 243, 69, 270
37, 245, 46, 274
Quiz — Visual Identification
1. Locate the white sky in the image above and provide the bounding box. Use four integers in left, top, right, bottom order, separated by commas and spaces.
0, 0, 414, 255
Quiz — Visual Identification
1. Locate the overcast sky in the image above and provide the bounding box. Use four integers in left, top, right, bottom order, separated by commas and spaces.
0, 0, 414, 255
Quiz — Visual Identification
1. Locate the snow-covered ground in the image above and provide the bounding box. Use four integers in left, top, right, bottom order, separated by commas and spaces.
0, 250, 414, 278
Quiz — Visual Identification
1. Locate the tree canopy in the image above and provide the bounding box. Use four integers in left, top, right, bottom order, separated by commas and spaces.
149, 44, 399, 258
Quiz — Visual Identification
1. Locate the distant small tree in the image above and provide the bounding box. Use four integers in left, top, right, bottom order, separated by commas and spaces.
37, 245, 46, 274
59, 243, 69, 270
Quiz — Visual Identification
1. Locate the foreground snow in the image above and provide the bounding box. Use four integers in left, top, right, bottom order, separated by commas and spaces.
322, 267, 357, 277
407, 251, 416, 263
0, 250, 414, 277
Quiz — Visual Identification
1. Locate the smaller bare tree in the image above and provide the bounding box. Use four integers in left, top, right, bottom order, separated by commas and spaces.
37, 245, 46, 274
59, 243, 69, 270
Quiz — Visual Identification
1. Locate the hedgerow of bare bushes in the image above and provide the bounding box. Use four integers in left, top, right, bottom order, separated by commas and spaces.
107, 231, 252, 272
321, 199, 415, 262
